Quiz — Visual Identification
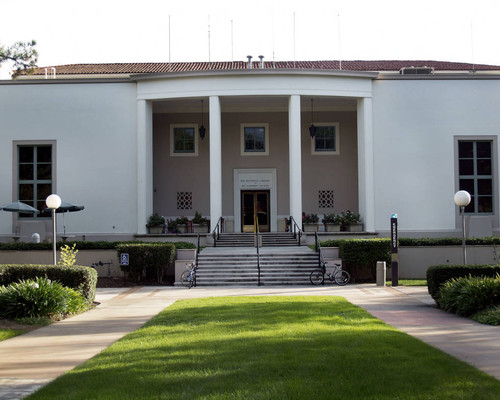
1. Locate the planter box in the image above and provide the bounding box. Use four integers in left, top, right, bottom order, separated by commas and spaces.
321, 247, 340, 259
324, 223, 341, 232
176, 248, 197, 260
193, 224, 209, 233
347, 224, 363, 232
303, 223, 319, 232
177, 224, 187, 234
147, 225, 164, 234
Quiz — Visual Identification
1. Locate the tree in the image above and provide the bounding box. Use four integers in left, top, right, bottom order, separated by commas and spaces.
0, 40, 38, 78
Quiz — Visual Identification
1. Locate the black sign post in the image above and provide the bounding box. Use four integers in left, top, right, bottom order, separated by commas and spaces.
391, 214, 398, 287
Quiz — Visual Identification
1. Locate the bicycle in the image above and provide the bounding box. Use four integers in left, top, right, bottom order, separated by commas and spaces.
310, 262, 350, 286
180, 262, 197, 288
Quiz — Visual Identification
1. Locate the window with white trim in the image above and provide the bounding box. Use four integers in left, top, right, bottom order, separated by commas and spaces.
241, 123, 269, 156
311, 123, 339, 155
18, 144, 53, 218
170, 124, 199, 156
458, 140, 493, 213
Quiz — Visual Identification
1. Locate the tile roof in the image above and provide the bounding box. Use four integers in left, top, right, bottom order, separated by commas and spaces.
28, 60, 500, 76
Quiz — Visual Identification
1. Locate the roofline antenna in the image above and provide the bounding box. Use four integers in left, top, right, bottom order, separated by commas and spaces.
168, 15, 172, 72
293, 12, 296, 68
338, 13, 342, 71
208, 14, 211, 69
231, 19, 234, 69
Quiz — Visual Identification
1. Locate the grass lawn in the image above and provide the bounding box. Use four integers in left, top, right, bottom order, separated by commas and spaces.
0, 328, 24, 342
28, 296, 500, 400
388, 279, 427, 286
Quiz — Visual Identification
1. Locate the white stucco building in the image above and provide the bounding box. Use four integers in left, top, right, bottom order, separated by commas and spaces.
1, 59, 499, 241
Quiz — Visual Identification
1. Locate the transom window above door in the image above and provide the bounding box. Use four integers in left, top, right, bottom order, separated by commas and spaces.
170, 124, 199, 156
311, 123, 340, 155
241, 123, 269, 156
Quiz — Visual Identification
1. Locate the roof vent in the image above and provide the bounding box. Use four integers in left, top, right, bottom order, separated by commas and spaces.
400, 66, 434, 75
258, 55, 264, 69
247, 55, 253, 69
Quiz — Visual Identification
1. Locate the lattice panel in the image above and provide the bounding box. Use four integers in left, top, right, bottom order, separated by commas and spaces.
318, 190, 334, 208
176, 192, 193, 210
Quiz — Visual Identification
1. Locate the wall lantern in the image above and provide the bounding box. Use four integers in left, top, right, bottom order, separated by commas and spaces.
199, 99, 206, 140
454, 190, 471, 265
309, 98, 316, 138
46, 193, 62, 265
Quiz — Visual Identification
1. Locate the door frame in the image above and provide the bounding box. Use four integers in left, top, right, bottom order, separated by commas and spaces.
234, 169, 277, 232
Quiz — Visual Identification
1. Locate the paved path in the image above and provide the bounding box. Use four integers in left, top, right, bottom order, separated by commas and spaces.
0, 284, 498, 399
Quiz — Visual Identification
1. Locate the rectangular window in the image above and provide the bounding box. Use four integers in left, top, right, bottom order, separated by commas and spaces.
241, 123, 269, 156
458, 140, 493, 213
18, 145, 52, 218
170, 124, 198, 156
311, 123, 340, 155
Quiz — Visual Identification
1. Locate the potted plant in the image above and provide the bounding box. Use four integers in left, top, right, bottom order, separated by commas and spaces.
146, 212, 165, 234
192, 211, 209, 233
302, 213, 319, 232
175, 216, 189, 233
322, 213, 342, 232
340, 210, 362, 232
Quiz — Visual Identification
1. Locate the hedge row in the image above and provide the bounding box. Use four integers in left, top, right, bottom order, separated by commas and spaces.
319, 239, 391, 282
426, 264, 500, 302
116, 243, 176, 283
0, 240, 196, 251
0, 264, 98, 304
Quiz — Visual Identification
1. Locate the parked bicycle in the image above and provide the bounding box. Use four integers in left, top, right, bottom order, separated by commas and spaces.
310, 262, 350, 286
181, 262, 197, 288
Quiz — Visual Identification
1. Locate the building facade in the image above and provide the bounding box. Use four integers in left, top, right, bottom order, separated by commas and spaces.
1, 60, 499, 241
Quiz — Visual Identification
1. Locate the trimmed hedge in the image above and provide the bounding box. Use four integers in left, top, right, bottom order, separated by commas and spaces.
116, 243, 176, 283
426, 264, 500, 302
336, 239, 391, 282
0, 240, 197, 251
0, 264, 98, 304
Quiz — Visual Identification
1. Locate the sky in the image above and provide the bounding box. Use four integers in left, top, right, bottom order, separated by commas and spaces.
1, 0, 500, 78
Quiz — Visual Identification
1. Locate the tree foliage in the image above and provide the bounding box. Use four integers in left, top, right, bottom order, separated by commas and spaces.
0, 40, 38, 78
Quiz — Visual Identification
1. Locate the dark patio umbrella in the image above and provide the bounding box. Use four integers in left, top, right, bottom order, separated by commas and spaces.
41, 201, 85, 235
0, 201, 40, 214
0, 201, 40, 238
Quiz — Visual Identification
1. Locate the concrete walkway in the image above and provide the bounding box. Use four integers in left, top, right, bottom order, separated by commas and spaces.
0, 284, 498, 399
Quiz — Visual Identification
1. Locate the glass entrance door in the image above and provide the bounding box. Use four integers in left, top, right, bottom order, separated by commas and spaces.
241, 190, 270, 232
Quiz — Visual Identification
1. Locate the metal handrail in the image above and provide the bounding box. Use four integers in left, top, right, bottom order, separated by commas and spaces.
194, 233, 200, 287
289, 216, 302, 246
211, 216, 224, 247
255, 216, 261, 286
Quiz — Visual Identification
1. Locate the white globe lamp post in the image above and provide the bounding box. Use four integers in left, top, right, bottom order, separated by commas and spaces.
46, 194, 62, 265
454, 190, 471, 265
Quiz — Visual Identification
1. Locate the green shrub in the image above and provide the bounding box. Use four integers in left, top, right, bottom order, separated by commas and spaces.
473, 305, 500, 325
0, 264, 97, 304
426, 264, 500, 301
0, 277, 87, 319
320, 239, 342, 248
438, 275, 500, 316
172, 241, 196, 249
339, 239, 391, 282
117, 243, 176, 283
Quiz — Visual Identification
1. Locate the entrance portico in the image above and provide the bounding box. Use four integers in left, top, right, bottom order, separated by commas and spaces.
135, 70, 376, 234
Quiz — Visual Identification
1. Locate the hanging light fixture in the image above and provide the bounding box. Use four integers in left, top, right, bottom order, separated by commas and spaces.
309, 98, 316, 138
199, 99, 206, 140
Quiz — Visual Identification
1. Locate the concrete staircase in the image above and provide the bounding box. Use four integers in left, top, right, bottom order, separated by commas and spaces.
195, 247, 319, 286
214, 232, 299, 247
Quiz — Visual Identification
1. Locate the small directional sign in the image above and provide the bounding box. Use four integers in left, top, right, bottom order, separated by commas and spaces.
120, 253, 129, 266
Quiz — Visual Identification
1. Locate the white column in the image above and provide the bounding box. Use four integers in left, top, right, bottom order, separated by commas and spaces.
137, 100, 153, 234
288, 95, 302, 226
209, 96, 222, 232
357, 97, 375, 232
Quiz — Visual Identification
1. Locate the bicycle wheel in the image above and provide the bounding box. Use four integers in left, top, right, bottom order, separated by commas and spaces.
310, 269, 324, 285
334, 270, 350, 286
180, 270, 190, 287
